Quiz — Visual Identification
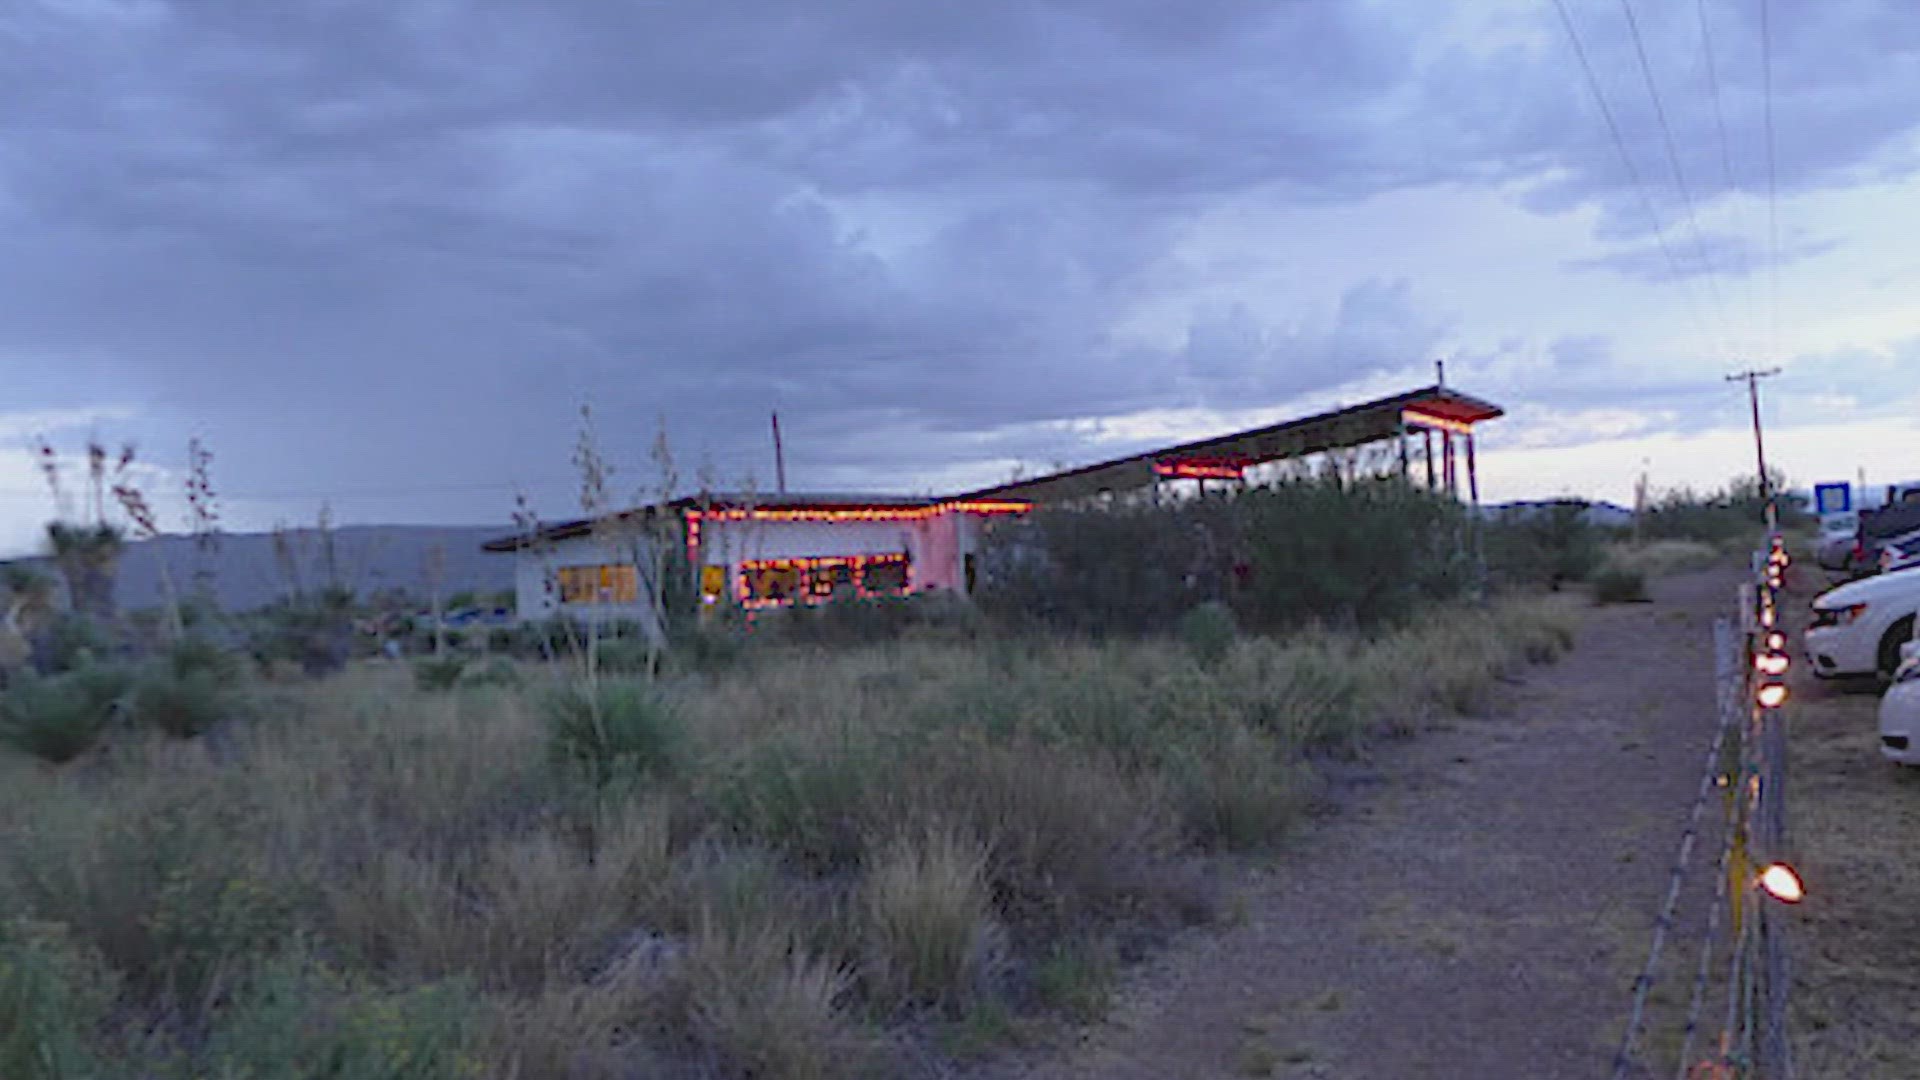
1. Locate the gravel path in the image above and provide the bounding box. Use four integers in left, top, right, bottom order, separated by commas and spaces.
987, 569, 1739, 1080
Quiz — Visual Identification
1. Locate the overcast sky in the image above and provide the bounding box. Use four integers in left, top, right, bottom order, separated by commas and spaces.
4, 0, 1917, 555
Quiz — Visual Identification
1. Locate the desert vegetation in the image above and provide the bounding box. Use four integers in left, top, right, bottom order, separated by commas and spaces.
0, 433, 1610, 1077
0, 592, 1578, 1078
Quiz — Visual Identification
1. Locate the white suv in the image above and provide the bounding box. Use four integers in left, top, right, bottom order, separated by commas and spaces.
1806, 566, 1920, 681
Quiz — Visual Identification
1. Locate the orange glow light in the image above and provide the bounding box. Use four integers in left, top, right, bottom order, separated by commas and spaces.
1754, 652, 1790, 676
1756, 682, 1789, 708
1765, 631, 1786, 651
1153, 460, 1247, 481
1400, 408, 1476, 435
688, 500, 1029, 525
1757, 862, 1805, 904
735, 553, 913, 609
1759, 606, 1776, 628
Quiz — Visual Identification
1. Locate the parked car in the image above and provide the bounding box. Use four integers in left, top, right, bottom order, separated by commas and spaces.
1815, 512, 1861, 571
1878, 638, 1920, 765
1806, 569, 1920, 681
1878, 528, 1920, 575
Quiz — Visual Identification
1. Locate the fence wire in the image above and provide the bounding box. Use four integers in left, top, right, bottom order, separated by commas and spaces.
1615, 538, 1795, 1080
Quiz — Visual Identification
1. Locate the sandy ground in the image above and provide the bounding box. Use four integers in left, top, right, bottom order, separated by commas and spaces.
981, 569, 1741, 1080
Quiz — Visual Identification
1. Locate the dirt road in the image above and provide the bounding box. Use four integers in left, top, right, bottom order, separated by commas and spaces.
988, 569, 1739, 1080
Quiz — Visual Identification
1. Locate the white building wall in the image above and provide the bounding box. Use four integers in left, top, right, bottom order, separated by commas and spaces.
511, 533, 663, 638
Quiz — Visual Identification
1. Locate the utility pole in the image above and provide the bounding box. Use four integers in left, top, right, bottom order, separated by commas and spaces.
770, 410, 788, 495
1727, 367, 1782, 527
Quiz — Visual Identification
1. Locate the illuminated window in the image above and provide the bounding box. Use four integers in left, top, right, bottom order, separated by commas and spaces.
736, 554, 911, 608
863, 558, 909, 594
742, 563, 802, 604
556, 564, 638, 605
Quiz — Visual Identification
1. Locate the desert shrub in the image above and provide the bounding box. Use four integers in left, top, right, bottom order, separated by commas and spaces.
678, 619, 750, 671
862, 827, 1000, 1009
677, 918, 871, 1080
590, 637, 652, 676
1604, 539, 1722, 579
127, 661, 235, 739
1234, 476, 1473, 631
461, 658, 523, 689
1592, 563, 1651, 604
1179, 601, 1237, 666
0, 662, 135, 762
1483, 502, 1604, 588
979, 473, 1470, 636
201, 953, 479, 1080
163, 634, 241, 682
976, 498, 1224, 635
544, 681, 686, 787
4, 788, 291, 1006
1168, 730, 1305, 850
414, 655, 468, 692
0, 917, 120, 1080
25, 612, 116, 676
708, 734, 894, 868
1029, 936, 1116, 1022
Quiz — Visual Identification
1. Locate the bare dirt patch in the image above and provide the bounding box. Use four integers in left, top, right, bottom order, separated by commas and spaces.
983, 569, 1741, 1080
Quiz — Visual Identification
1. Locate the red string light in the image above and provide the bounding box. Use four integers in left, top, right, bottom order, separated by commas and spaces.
735, 553, 913, 609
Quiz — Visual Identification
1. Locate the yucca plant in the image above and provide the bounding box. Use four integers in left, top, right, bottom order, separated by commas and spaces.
0, 663, 135, 762
543, 681, 686, 787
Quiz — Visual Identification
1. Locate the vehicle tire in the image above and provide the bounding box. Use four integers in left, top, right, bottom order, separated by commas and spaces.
1880, 616, 1917, 682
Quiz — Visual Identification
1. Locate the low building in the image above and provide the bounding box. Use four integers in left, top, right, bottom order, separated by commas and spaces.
481, 383, 1504, 629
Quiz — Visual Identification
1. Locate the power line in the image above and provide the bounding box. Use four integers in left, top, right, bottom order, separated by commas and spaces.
1693, 0, 1762, 347
1614, 0, 1735, 364
1550, 0, 1723, 354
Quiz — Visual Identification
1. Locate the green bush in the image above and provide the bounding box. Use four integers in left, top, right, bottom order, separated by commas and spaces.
543, 681, 686, 787
979, 473, 1472, 635
0, 917, 120, 1080
1483, 502, 1604, 588
1179, 601, 1237, 666
1592, 563, 1651, 604
201, 954, 479, 1080
413, 656, 468, 692
163, 635, 241, 682
26, 613, 115, 676
460, 658, 522, 689
128, 663, 234, 739
0, 663, 135, 763
590, 636, 652, 675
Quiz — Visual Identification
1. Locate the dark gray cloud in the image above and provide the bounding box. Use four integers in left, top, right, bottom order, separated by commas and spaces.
1, 0, 1916, 535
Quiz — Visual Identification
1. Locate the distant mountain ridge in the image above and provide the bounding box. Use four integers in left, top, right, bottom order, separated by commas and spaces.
4, 524, 516, 613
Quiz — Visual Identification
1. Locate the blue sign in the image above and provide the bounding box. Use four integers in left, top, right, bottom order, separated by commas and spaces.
1814, 482, 1852, 515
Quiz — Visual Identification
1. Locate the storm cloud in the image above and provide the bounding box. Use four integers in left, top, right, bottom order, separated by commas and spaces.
3, 0, 1918, 546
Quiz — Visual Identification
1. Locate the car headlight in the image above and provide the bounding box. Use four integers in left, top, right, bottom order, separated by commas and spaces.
1810, 602, 1868, 628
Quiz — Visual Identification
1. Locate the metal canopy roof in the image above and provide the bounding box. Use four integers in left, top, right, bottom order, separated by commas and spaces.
953, 385, 1503, 505
482, 385, 1503, 550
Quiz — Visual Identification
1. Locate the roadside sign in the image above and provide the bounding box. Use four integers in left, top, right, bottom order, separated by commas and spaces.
1813, 482, 1852, 515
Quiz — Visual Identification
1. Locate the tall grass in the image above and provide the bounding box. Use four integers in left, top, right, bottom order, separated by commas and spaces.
0, 594, 1578, 1076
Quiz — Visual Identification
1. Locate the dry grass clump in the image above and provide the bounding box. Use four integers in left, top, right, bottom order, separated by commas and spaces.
676, 917, 871, 1080
862, 826, 1002, 1008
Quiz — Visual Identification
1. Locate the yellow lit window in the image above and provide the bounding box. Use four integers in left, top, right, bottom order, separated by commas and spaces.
556, 564, 638, 605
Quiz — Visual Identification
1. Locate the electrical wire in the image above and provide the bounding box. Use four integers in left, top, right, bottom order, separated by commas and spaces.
1614, 0, 1735, 365
1550, 0, 1725, 359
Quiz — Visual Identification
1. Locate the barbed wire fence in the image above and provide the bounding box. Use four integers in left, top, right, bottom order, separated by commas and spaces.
1611, 537, 1799, 1080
